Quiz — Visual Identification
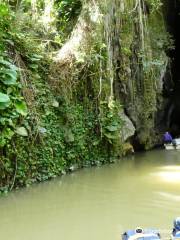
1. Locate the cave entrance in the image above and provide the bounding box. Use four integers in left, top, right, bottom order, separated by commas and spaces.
163, 0, 180, 137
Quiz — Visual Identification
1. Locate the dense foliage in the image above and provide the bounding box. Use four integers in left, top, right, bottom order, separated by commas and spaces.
55, 0, 82, 40
0, 0, 171, 192
0, 3, 28, 148
0, 0, 124, 193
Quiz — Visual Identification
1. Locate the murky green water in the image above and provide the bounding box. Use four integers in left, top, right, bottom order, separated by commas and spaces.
1, 149, 180, 240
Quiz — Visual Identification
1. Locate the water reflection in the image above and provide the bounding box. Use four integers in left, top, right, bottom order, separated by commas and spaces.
152, 165, 180, 183
157, 192, 180, 201
0, 150, 179, 240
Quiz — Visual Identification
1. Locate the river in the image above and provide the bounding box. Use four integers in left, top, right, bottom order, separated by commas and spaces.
0, 149, 180, 240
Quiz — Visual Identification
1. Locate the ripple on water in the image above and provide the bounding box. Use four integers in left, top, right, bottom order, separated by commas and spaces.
0, 150, 179, 240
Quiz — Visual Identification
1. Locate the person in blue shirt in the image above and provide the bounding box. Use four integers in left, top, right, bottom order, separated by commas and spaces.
163, 131, 173, 144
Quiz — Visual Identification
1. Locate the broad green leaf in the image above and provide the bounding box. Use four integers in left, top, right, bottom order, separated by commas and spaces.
0, 102, 10, 109
2, 128, 14, 140
15, 127, 28, 137
0, 92, 10, 102
4, 39, 14, 46
0, 58, 17, 70
0, 137, 6, 147
7, 87, 13, 94
0, 58, 11, 66
15, 101, 28, 116
0, 69, 17, 85
0, 92, 10, 109
4, 69, 17, 77
52, 100, 59, 107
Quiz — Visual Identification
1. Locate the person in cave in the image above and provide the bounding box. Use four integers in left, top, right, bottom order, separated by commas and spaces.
163, 131, 173, 144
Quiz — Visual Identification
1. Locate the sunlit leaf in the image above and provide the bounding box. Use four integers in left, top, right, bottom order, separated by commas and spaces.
15, 127, 28, 137
0, 92, 10, 109
15, 101, 28, 116
52, 100, 59, 107
0, 69, 17, 85
2, 128, 14, 140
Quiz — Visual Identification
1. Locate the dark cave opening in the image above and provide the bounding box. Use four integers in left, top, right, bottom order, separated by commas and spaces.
163, 0, 180, 137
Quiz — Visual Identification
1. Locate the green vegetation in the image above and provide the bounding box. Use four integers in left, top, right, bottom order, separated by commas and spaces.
0, 4, 31, 146
0, 0, 124, 192
0, 0, 172, 192
55, 0, 82, 41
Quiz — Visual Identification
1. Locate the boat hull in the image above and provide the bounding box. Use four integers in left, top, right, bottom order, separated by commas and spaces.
122, 229, 161, 240
164, 144, 175, 150
164, 138, 180, 150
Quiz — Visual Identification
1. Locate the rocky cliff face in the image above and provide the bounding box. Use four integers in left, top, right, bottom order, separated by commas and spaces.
51, 0, 171, 150
161, 0, 180, 138
0, 0, 176, 191
120, 0, 169, 149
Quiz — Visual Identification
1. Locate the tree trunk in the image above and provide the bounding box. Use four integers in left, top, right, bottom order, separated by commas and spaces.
54, 0, 102, 65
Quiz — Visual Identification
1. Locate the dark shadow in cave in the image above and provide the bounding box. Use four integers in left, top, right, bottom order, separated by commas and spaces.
163, 0, 180, 137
